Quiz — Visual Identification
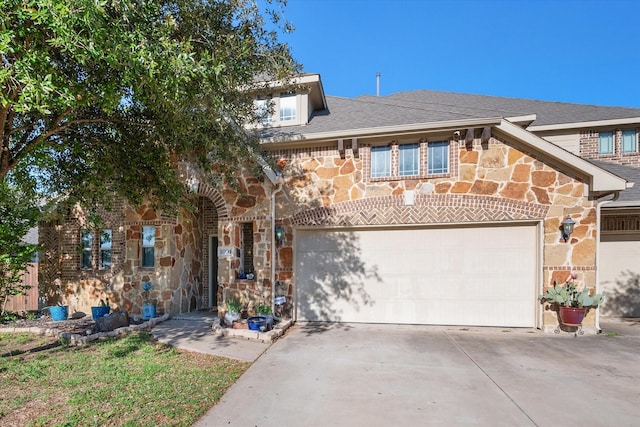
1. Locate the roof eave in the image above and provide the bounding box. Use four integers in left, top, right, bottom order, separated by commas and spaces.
528, 116, 640, 132
260, 117, 504, 146
496, 119, 628, 193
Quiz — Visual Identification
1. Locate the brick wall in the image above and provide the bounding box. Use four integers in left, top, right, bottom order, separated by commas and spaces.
580, 128, 640, 167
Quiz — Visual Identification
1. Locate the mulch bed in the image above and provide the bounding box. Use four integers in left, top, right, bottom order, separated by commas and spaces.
0, 313, 168, 346
1, 315, 97, 335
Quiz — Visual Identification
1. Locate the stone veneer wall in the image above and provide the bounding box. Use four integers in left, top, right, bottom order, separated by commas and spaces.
39, 130, 606, 327
270, 134, 599, 328
39, 201, 208, 316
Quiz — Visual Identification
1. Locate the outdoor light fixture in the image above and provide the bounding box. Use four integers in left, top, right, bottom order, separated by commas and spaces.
561, 215, 576, 242
275, 225, 285, 246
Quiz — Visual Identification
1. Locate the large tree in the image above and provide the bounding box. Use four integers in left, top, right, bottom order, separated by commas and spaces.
1, 0, 297, 210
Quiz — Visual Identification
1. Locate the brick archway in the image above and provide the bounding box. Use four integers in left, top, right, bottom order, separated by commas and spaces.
290, 194, 549, 227
195, 182, 229, 219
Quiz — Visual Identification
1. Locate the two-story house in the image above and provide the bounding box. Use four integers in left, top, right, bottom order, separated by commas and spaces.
39, 72, 640, 332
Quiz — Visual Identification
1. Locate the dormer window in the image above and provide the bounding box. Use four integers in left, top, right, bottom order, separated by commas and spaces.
255, 98, 273, 125
279, 92, 297, 122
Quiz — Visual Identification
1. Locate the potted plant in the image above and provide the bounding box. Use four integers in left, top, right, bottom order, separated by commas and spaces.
49, 303, 68, 321
224, 295, 242, 326
539, 273, 606, 326
256, 301, 274, 330
91, 298, 111, 320
49, 280, 68, 321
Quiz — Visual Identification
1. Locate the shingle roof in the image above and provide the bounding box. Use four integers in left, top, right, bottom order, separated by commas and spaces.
21, 227, 38, 245
380, 90, 640, 127
586, 159, 640, 205
262, 90, 640, 139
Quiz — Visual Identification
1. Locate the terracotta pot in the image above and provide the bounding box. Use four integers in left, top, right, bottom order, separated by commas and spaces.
558, 306, 587, 325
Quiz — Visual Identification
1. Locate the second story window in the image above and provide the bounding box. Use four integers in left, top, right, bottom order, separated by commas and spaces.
371, 146, 391, 178
599, 131, 614, 154
141, 226, 155, 268
428, 141, 449, 174
622, 129, 637, 153
368, 140, 451, 180
255, 98, 273, 125
81, 230, 93, 270
399, 143, 419, 176
279, 93, 297, 122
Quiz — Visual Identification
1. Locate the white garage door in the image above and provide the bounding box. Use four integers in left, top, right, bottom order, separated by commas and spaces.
600, 233, 640, 317
296, 224, 537, 327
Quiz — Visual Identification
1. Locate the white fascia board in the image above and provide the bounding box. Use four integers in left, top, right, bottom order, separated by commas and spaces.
261, 117, 503, 145
496, 119, 628, 193
528, 117, 640, 132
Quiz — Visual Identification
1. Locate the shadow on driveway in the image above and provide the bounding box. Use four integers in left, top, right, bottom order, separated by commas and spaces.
195, 320, 640, 426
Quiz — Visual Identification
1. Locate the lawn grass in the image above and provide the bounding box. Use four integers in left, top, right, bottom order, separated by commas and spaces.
0, 332, 250, 426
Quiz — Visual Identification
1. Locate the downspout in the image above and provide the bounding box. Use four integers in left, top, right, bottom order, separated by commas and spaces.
271, 180, 283, 314
595, 194, 618, 333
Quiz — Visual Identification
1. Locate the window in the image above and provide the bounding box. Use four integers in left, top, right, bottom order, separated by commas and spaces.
428, 141, 449, 174
255, 98, 273, 125
399, 143, 419, 176
371, 146, 391, 178
81, 230, 92, 269
279, 93, 297, 122
599, 131, 614, 154
622, 129, 637, 153
141, 226, 155, 268
242, 222, 254, 275
100, 229, 112, 270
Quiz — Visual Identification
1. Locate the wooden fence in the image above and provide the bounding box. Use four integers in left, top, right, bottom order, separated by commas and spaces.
3, 263, 39, 313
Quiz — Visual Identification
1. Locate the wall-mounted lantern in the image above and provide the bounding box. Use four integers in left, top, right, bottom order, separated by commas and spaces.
275, 225, 285, 246
561, 215, 576, 242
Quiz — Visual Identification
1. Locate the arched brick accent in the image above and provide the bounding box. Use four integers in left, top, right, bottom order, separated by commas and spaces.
196, 182, 229, 219
290, 194, 549, 227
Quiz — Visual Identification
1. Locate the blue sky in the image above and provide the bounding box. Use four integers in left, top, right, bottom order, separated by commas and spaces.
280, 0, 640, 107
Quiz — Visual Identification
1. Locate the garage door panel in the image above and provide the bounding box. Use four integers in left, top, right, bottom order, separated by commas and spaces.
600, 234, 640, 317
296, 225, 537, 327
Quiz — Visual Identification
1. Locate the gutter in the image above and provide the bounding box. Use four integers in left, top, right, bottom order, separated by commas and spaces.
270, 179, 283, 314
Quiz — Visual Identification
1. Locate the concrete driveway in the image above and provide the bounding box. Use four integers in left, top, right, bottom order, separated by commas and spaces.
195, 320, 640, 426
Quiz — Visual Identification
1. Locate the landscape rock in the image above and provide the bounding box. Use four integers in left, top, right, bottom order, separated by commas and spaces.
96, 312, 129, 332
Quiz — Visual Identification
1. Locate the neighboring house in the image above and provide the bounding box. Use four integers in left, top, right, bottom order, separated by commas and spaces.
4, 227, 39, 313
39, 73, 640, 331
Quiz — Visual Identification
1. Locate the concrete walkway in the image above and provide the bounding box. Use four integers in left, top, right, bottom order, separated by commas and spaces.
150, 312, 271, 362
193, 318, 640, 427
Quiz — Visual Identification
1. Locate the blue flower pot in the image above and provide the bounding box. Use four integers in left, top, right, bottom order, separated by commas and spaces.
247, 316, 267, 332
142, 303, 156, 320
50, 305, 68, 321
91, 306, 110, 320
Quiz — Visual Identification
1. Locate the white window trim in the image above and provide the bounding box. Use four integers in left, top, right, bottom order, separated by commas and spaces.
399, 143, 420, 176
279, 93, 297, 123
427, 141, 450, 175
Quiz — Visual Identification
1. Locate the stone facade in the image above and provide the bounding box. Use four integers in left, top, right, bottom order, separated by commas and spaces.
272, 134, 598, 329
39, 129, 601, 329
